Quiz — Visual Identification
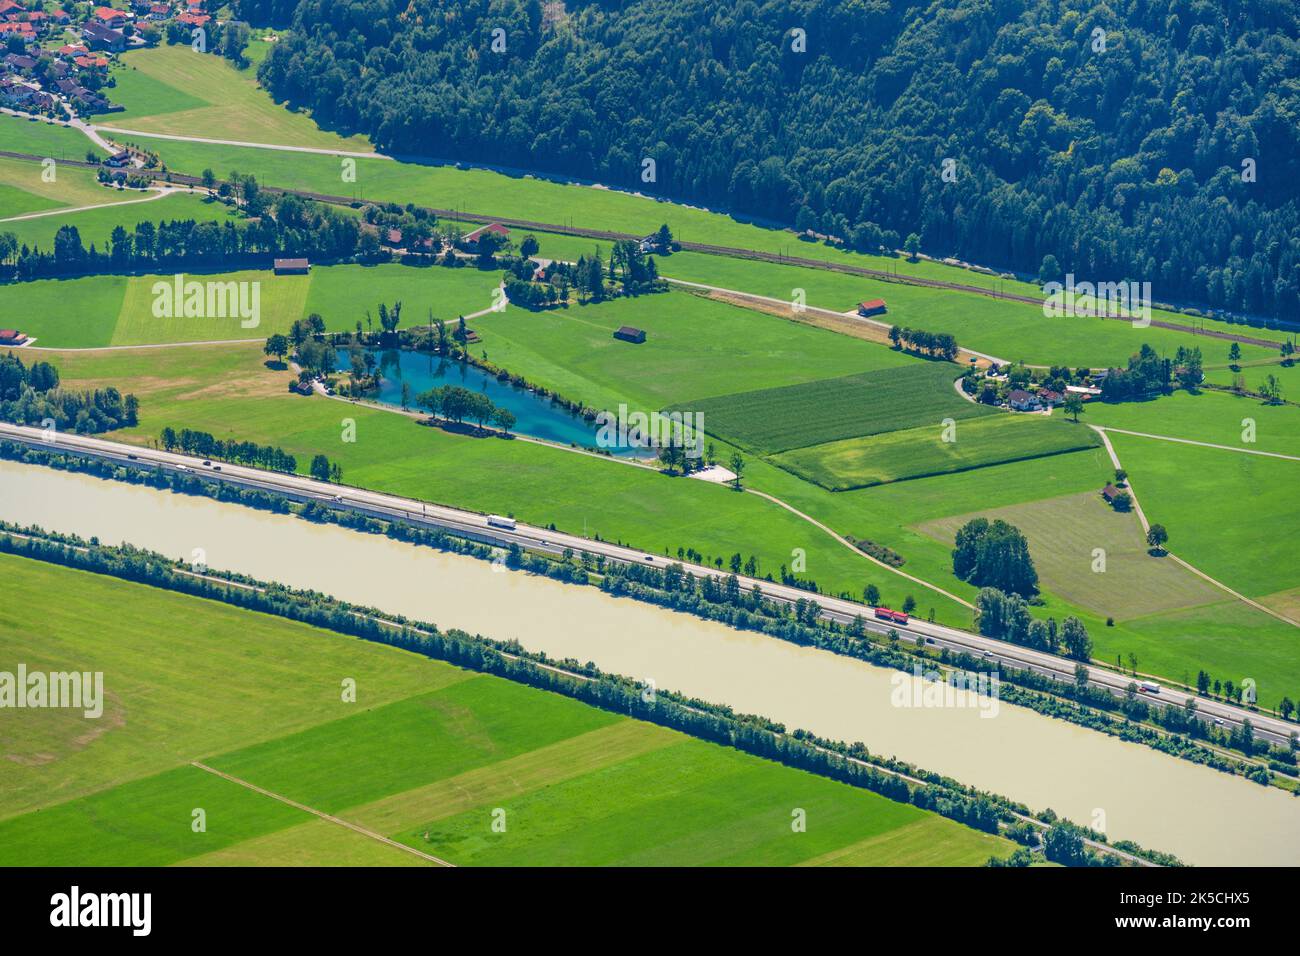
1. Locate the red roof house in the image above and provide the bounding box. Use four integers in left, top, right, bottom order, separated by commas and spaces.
461, 222, 510, 246
857, 298, 888, 318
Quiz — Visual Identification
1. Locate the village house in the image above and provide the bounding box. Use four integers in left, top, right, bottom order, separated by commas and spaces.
177, 11, 210, 26
857, 298, 888, 318
0, 77, 39, 104
1037, 388, 1065, 407
82, 22, 126, 51
1065, 384, 1102, 400
613, 326, 647, 344
1007, 389, 1041, 412
0, 21, 35, 39
1100, 483, 1122, 503
92, 5, 128, 26
3, 53, 36, 72
0, 329, 29, 346
460, 222, 509, 250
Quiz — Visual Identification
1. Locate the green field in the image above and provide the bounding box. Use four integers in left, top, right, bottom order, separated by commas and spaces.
1107, 433, 1300, 601
474, 289, 917, 412
103, 45, 371, 151
0, 554, 1014, 866
1085, 389, 1300, 459
917, 491, 1223, 622
655, 253, 1286, 370
1203, 359, 1300, 399
0, 156, 132, 218
0, 114, 107, 161
682, 363, 997, 455
0, 180, 61, 220
1, 190, 238, 253
775, 415, 1101, 490
0, 263, 505, 348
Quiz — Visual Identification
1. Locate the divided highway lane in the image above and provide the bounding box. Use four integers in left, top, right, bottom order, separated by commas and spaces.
2, 421, 1293, 747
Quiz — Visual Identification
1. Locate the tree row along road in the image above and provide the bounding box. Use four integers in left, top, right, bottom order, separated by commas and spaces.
0, 149, 1288, 352
1, 421, 1292, 748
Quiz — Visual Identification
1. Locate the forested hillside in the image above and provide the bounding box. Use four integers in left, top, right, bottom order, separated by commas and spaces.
240, 0, 1300, 318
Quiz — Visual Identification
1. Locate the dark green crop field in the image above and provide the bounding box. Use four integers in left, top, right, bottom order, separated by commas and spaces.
679, 363, 998, 454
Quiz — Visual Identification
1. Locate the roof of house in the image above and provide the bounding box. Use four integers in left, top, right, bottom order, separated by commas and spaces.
82, 22, 124, 40
93, 5, 127, 19
614, 325, 645, 338
1038, 388, 1064, 401
274, 257, 310, 269
1101, 483, 1121, 500
858, 298, 887, 310
177, 11, 209, 24
462, 222, 509, 243
1007, 389, 1036, 403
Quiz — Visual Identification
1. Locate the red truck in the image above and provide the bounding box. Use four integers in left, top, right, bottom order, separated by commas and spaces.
873, 606, 910, 625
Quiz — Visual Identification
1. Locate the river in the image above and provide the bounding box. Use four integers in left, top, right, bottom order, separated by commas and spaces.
4, 458, 1297, 865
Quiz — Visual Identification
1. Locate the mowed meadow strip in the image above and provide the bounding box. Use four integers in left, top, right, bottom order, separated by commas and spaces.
773, 415, 1102, 491
678, 363, 998, 455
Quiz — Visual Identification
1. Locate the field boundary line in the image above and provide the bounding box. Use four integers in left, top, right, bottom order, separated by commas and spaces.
0, 187, 183, 224
189, 761, 454, 867
1091, 426, 1300, 629
93, 125, 385, 159
1095, 425, 1300, 462
743, 487, 975, 610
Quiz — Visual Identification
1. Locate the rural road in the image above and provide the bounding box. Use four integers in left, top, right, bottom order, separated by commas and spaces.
94, 126, 387, 160
0, 186, 183, 224
2, 421, 1293, 747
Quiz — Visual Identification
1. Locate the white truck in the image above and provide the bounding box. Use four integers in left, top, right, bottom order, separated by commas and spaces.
487, 514, 517, 531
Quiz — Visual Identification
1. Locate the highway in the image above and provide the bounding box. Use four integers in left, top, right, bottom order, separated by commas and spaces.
2, 420, 1294, 748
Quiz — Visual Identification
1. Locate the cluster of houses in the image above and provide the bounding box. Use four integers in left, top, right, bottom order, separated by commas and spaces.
973, 365, 1108, 413
1005, 381, 1104, 412
0, 0, 69, 43
0, 0, 213, 117
378, 221, 512, 257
